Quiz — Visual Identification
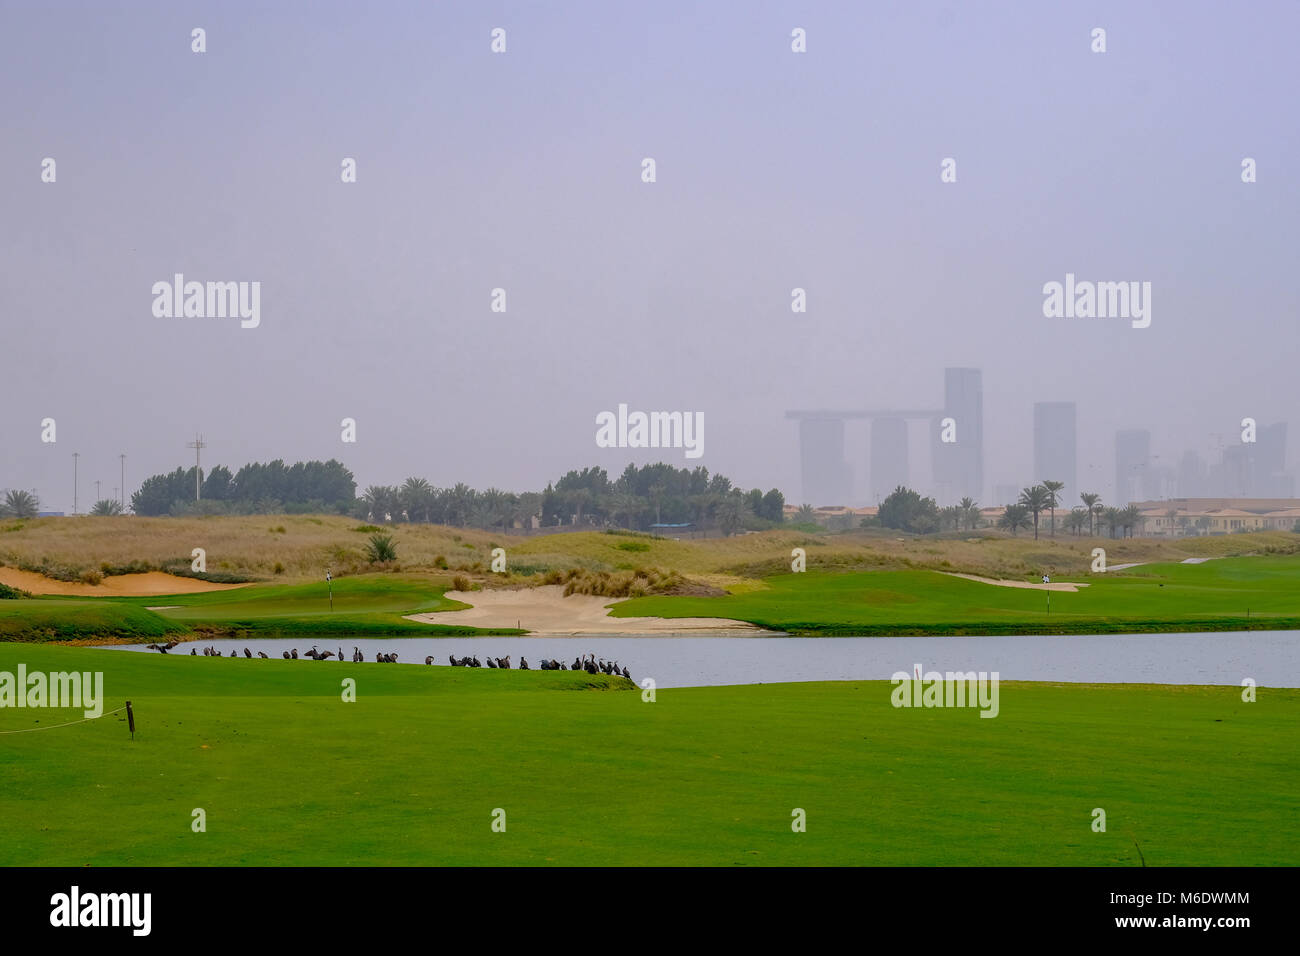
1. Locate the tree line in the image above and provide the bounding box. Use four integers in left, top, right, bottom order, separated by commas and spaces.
875, 482, 1143, 538
360, 463, 785, 534
130, 460, 358, 516
123, 459, 786, 534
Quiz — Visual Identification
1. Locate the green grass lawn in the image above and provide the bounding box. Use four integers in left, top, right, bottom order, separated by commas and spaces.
614, 556, 1300, 634
1, 644, 1295, 866
0, 575, 517, 642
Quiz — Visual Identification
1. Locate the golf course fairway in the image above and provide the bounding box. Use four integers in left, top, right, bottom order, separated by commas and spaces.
614, 557, 1300, 634
1, 644, 1295, 866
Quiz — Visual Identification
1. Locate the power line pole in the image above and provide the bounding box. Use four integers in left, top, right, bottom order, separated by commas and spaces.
72, 452, 79, 515
186, 435, 206, 501
95, 480, 101, 503
120, 454, 126, 509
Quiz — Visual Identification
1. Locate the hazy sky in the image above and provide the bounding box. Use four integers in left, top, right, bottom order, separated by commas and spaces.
3, 0, 1298, 511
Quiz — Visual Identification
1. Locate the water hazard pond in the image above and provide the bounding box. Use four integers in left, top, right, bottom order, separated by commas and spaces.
100, 630, 1300, 689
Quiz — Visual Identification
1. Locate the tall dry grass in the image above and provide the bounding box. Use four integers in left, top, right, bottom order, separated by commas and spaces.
1, 514, 1295, 588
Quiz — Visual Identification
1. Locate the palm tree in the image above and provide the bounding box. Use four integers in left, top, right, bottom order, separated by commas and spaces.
795, 504, 817, 524
362, 485, 399, 523
1, 489, 40, 519
1066, 508, 1088, 535
609, 492, 643, 530
941, 505, 963, 531
647, 483, 667, 525
1080, 492, 1101, 536
1122, 503, 1142, 538
998, 503, 1031, 536
365, 532, 397, 563
444, 483, 473, 527
564, 487, 593, 526
1102, 506, 1122, 539
958, 497, 979, 531
479, 488, 513, 532
715, 494, 750, 536
399, 477, 433, 523
513, 492, 542, 532
1018, 485, 1050, 540
1041, 480, 1065, 537
90, 499, 123, 516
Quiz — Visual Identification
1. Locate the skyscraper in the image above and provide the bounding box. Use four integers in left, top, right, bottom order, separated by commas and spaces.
1115, 429, 1151, 505
932, 368, 983, 504
1177, 450, 1207, 498
1256, 422, 1293, 496
870, 417, 909, 503
1034, 402, 1077, 506
1218, 423, 1293, 498
797, 417, 853, 506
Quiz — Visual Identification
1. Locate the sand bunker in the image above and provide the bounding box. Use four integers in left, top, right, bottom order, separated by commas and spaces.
941, 572, 1089, 592
0, 567, 248, 597
405, 585, 773, 635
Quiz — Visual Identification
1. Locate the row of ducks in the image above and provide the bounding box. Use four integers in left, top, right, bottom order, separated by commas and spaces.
147, 641, 632, 680
448, 653, 631, 680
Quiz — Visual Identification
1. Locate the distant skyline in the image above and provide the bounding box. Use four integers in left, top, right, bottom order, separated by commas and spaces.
3, 1, 1298, 512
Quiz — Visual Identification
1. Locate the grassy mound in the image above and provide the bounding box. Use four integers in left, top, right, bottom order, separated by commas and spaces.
0, 600, 187, 643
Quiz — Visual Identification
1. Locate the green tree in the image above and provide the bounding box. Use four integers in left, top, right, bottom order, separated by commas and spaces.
998, 503, 1030, 535
1122, 503, 1142, 538
1018, 485, 1050, 540
1102, 506, 1122, 539
400, 477, 433, 523
202, 464, 233, 500
1041, 480, 1065, 537
761, 488, 786, 523
89, 498, 124, 516
608, 491, 643, 530
715, 493, 751, 536
365, 532, 397, 563
878, 486, 940, 534
512, 492, 540, 531
362, 485, 399, 523
1080, 492, 1102, 537
1, 489, 40, 518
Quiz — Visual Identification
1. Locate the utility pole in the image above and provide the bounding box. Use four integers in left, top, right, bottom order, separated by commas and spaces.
120, 454, 126, 508
186, 435, 206, 501
95, 480, 101, 503
72, 452, 79, 514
